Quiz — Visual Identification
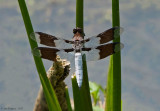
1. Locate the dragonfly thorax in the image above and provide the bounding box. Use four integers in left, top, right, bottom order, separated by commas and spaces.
73, 40, 83, 52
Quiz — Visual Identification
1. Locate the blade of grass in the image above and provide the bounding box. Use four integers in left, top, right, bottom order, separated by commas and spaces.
106, 57, 113, 111
72, 0, 92, 110
121, 100, 123, 111
18, 0, 61, 110
76, 0, 83, 29
72, 75, 84, 111
72, 56, 92, 111
105, 0, 121, 111
112, 0, 121, 110
72, 0, 84, 109
39, 74, 55, 111
65, 87, 73, 111
80, 55, 93, 111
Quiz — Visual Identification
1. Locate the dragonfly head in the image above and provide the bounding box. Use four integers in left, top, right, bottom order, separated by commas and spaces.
73, 27, 85, 37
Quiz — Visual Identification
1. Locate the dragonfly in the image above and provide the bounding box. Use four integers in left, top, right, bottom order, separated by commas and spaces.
30, 27, 124, 88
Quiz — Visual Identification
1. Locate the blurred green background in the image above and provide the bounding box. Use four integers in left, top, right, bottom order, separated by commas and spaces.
0, 0, 160, 110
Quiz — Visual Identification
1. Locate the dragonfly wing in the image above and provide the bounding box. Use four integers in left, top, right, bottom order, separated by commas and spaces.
32, 47, 75, 62
82, 42, 124, 61
30, 32, 73, 48
84, 27, 124, 47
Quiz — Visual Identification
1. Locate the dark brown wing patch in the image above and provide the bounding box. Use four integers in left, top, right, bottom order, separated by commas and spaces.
30, 32, 73, 47
83, 27, 123, 47
82, 42, 123, 61
36, 32, 58, 47
36, 47, 59, 61
32, 47, 74, 61
97, 28, 115, 44
96, 43, 121, 59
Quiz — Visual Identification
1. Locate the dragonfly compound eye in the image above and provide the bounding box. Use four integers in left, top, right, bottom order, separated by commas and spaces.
73, 29, 78, 34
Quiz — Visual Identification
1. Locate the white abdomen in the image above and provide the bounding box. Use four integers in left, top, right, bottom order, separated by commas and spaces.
75, 53, 83, 88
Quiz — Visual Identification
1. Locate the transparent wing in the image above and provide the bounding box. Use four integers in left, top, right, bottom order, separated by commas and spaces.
57, 49, 75, 66
82, 42, 124, 61
30, 32, 73, 49
83, 27, 124, 47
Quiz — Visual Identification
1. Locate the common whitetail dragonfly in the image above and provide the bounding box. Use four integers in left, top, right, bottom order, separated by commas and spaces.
30, 27, 124, 88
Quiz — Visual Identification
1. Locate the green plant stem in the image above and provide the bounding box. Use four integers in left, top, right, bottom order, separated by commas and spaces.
80, 55, 93, 111
72, 75, 84, 111
106, 57, 113, 111
65, 87, 73, 111
112, 0, 121, 110
18, 0, 61, 110
72, 0, 92, 111
76, 0, 83, 29
106, 0, 121, 111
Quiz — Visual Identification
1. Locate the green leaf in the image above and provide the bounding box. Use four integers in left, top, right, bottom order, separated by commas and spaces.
105, 0, 122, 111
72, 0, 93, 110
39, 74, 57, 111
106, 56, 113, 111
76, 0, 83, 29
80, 55, 93, 111
112, 0, 122, 110
121, 100, 123, 111
65, 87, 73, 111
72, 75, 84, 111
93, 106, 104, 111
18, 0, 61, 110
72, 55, 93, 111
89, 81, 100, 105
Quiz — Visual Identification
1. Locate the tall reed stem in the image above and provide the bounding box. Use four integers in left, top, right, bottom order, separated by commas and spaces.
106, 0, 121, 110
18, 0, 61, 110
72, 0, 92, 110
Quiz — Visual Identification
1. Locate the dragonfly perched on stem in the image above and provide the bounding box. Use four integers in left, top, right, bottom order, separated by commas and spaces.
30, 27, 124, 88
